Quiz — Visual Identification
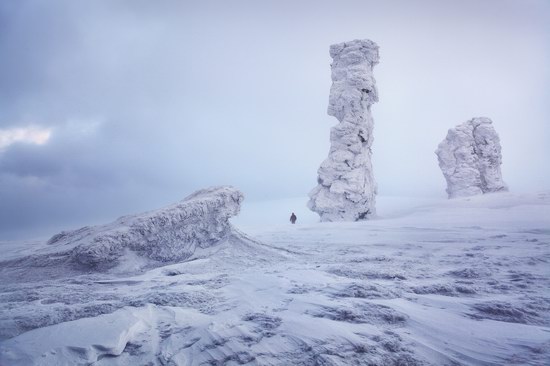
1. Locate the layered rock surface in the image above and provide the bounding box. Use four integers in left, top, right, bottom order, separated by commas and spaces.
47, 186, 244, 268
308, 39, 379, 221
436, 117, 508, 198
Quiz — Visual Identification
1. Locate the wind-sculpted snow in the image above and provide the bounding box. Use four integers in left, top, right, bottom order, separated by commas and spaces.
1, 192, 549, 365
309, 39, 379, 221
47, 186, 244, 268
436, 117, 508, 198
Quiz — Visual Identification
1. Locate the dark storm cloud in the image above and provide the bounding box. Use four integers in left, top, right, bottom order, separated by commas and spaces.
1, 0, 549, 239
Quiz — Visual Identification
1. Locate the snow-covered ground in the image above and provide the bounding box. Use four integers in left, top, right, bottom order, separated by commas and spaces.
1, 192, 549, 365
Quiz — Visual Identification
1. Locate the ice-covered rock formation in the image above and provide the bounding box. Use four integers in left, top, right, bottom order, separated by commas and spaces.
436, 117, 508, 198
47, 186, 244, 268
308, 39, 379, 221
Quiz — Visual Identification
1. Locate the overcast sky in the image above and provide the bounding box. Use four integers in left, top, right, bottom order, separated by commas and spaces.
1, 0, 549, 239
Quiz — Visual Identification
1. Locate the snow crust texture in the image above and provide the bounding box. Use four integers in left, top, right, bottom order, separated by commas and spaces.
1, 192, 550, 365
52, 185, 244, 267
436, 117, 508, 198
308, 39, 379, 221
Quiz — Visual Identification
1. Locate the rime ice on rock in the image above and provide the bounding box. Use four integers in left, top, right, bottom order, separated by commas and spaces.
308, 39, 379, 221
47, 186, 244, 267
436, 117, 508, 198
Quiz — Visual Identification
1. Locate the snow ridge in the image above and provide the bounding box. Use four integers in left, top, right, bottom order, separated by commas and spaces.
49, 186, 244, 268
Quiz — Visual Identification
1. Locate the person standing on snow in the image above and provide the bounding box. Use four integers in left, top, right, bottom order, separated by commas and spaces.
290, 212, 297, 224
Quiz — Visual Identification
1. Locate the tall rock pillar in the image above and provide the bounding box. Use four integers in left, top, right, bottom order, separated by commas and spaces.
308, 39, 379, 221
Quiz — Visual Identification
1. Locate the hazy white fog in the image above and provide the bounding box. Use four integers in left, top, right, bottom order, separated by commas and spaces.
1, 0, 549, 239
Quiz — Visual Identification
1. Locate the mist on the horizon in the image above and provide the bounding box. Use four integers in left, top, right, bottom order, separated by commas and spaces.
1, 0, 549, 239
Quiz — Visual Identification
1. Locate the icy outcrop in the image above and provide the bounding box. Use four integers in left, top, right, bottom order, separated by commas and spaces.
436, 117, 508, 198
47, 186, 244, 268
308, 39, 379, 221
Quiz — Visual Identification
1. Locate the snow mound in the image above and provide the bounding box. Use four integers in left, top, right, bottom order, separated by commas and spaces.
436, 117, 508, 198
0, 306, 152, 366
308, 39, 379, 221
47, 186, 243, 269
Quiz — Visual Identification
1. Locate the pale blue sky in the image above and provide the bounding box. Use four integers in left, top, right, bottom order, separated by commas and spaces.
1, 0, 549, 239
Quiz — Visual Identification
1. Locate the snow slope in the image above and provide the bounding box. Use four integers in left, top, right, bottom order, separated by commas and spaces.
1, 191, 549, 365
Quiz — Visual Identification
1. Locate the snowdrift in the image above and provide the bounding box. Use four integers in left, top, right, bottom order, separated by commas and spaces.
62, 186, 244, 267
1, 191, 549, 365
2, 186, 245, 273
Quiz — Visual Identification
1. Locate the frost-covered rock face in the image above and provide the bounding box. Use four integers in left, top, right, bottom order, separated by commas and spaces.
436, 117, 508, 198
308, 39, 379, 221
47, 186, 244, 268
